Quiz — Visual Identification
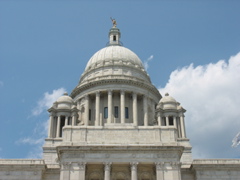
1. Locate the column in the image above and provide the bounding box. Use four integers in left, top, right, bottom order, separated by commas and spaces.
108, 90, 113, 124
171, 162, 181, 180
60, 162, 70, 180
152, 100, 155, 125
177, 118, 182, 138
155, 162, 164, 180
132, 92, 137, 126
166, 116, 169, 126
130, 162, 138, 180
77, 100, 82, 124
56, 116, 61, 138
65, 116, 68, 126
104, 162, 112, 180
180, 115, 186, 138
158, 115, 161, 126
143, 95, 148, 126
78, 162, 86, 180
120, 90, 125, 123
48, 114, 54, 138
174, 116, 177, 128
95, 91, 100, 126
70, 162, 86, 180
85, 95, 89, 126
72, 113, 77, 126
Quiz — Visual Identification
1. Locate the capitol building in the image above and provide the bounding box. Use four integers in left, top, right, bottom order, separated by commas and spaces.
1, 22, 240, 180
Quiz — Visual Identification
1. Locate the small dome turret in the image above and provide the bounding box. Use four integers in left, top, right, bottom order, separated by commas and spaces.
158, 93, 178, 110
56, 92, 74, 110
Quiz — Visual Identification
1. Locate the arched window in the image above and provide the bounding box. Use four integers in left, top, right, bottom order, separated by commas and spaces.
113, 35, 116, 41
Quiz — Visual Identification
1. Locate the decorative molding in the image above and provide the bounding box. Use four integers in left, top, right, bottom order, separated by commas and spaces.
155, 162, 165, 170
105, 153, 110, 158
61, 162, 71, 170
130, 162, 138, 171
71, 78, 160, 100
104, 162, 112, 171
78, 162, 86, 170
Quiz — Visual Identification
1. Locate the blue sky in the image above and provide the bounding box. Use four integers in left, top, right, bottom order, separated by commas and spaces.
0, 1, 240, 159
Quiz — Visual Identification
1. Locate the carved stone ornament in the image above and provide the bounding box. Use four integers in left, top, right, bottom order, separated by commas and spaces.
170, 162, 181, 169
105, 153, 110, 158
62, 162, 71, 170
78, 162, 86, 170
104, 162, 112, 171
80, 153, 85, 158
155, 162, 165, 170
130, 162, 138, 171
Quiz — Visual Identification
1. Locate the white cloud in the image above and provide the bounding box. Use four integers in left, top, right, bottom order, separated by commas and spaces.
32, 87, 66, 116
159, 52, 240, 158
16, 119, 49, 159
232, 132, 240, 148
144, 55, 154, 71
17, 87, 66, 158
17, 137, 44, 145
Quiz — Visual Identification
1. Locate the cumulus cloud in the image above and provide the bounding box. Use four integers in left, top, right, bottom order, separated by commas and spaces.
159, 52, 240, 158
17, 88, 66, 158
32, 87, 66, 116
144, 55, 154, 71
232, 132, 240, 148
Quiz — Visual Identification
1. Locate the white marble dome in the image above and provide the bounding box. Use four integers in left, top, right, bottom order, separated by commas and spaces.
85, 45, 145, 72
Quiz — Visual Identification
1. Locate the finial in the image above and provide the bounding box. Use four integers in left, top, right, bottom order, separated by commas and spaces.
165, 93, 169, 96
110, 17, 117, 28
63, 92, 68, 96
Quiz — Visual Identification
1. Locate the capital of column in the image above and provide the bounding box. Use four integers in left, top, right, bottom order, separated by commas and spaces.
120, 90, 125, 95
85, 95, 89, 100
108, 90, 112, 95
96, 91, 100, 96
61, 162, 71, 170
78, 162, 86, 171
130, 162, 138, 171
170, 162, 181, 169
155, 162, 165, 170
104, 162, 112, 171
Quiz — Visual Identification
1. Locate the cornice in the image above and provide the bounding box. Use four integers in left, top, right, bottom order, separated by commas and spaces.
71, 78, 161, 99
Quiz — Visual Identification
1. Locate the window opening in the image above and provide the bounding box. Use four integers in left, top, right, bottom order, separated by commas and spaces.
113, 35, 116, 41
60, 116, 65, 137
125, 107, 129, 119
169, 116, 174, 126
104, 107, 108, 119
89, 109, 91, 121
114, 106, 119, 118
162, 117, 166, 126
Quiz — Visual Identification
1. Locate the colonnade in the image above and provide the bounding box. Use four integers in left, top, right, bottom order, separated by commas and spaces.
48, 113, 78, 138
157, 115, 186, 138
60, 161, 181, 180
82, 90, 156, 126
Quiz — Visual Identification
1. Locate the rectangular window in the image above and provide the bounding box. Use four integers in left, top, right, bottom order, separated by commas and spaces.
162, 117, 166, 126
169, 116, 174, 126
89, 109, 91, 121
114, 106, 118, 118
125, 107, 129, 119
104, 107, 108, 119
